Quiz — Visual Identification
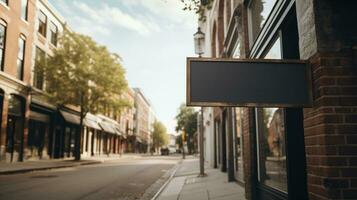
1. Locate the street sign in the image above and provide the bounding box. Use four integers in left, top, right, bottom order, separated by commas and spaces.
186, 58, 313, 107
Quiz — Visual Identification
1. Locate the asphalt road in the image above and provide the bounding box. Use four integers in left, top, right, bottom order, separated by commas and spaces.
0, 155, 180, 200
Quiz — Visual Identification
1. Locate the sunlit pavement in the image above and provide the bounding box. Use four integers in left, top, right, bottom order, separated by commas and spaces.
0, 155, 181, 200
156, 157, 245, 200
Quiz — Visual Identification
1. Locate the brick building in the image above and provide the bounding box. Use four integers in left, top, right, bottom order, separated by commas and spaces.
0, 0, 138, 163
0, 0, 36, 162
198, 0, 357, 199
133, 88, 152, 153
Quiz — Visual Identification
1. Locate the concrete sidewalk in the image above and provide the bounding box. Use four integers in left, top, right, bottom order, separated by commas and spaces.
0, 153, 143, 175
156, 157, 246, 200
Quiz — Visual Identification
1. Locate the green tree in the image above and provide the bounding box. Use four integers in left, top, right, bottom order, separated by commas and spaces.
175, 103, 198, 154
180, 0, 213, 21
39, 29, 128, 160
152, 121, 169, 152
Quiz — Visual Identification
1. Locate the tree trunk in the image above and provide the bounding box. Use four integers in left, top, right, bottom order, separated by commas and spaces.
75, 93, 84, 161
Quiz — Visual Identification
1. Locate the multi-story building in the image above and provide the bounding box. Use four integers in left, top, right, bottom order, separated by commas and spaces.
0, 0, 136, 162
133, 88, 151, 153
0, 0, 36, 162
148, 105, 156, 152
198, 0, 357, 200
28, 0, 65, 161
118, 88, 135, 153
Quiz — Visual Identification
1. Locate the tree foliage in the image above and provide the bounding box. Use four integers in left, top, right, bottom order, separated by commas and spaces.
41, 29, 128, 114
180, 0, 213, 21
152, 121, 169, 150
175, 103, 198, 153
39, 29, 129, 160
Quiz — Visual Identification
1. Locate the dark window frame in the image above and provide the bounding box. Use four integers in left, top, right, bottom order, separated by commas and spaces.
34, 47, 45, 90
49, 21, 58, 46
17, 36, 26, 80
247, 0, 294, 57
0, 0, 8, 6
21, 0, 28, 21
249, 3, 308, 200
38, 10, 47, 37
0, 22, 6, 71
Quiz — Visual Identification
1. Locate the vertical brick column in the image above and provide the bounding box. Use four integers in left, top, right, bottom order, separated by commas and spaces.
297, 0, 357, 199
21, 94, 31, 161
242, 108, 257, 200
0, 94, 9, 161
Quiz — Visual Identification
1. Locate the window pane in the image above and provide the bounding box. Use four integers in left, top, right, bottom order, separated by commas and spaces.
257, 108, 287, 192
0, 24, 5, 70
264, 36, 282, 59
249, 0, 277, 46
38, 11, 47, 37
17, 38, 25, 80
34, 47, 45, 89
17, 59, 23, 80
0, 0, 8, 5
0, 49, 3, 69
8, 95, 23, 116
21, 0, 28, 20
49, 22, 58, 46
235, 108, 244, 181
0, 24, 5, 49
18, 38, 25, 60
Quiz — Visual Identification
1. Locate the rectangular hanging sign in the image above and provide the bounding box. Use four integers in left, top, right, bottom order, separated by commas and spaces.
186, 58, 313, 107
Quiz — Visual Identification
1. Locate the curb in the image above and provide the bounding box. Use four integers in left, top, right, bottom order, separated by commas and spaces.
150, 159, 183, 200
0, 160, 102, 175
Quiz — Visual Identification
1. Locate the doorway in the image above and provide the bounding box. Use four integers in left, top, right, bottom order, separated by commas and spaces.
6, 95, 24, 162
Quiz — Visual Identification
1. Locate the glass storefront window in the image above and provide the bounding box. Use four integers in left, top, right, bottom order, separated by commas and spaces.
248, 0, 277, 46
257, 108, 287, 192
264, 35, 282, 59
234, 108, 244, 181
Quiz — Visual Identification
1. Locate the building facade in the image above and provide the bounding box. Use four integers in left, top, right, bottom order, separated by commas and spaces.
0, 0, 36, 162
133, 88, 152, 153
118, 88, 135, 153
0, 0, 140, 163
199, 0, 357, 200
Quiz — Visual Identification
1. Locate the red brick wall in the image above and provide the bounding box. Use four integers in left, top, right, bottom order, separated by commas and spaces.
304, 49, 357, 199
242, 108, 256, 200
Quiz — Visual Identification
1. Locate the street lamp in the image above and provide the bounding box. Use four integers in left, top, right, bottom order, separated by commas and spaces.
193, 27, 205, 57
194, 27, 206, 177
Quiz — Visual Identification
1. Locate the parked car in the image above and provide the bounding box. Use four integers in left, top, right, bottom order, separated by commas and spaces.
160, 147, 169, 155
168, 147, 176, 154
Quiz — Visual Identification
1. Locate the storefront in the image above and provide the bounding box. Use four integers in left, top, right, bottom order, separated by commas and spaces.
27, 102, 55, 160
5, 95, 25, 162
59, 109, 80, 158
82, 113, 102, 157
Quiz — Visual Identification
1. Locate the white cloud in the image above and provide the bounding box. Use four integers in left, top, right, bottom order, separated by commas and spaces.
121, 0, 197, 29
73, 1, 160, 36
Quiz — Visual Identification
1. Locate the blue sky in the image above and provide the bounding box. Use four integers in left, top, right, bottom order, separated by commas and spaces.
49, 0, 198, 133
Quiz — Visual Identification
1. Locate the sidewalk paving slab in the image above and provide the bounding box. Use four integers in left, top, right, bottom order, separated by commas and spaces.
155, 157, 246, 200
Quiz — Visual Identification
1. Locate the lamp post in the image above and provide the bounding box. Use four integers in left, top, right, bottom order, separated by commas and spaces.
194, 27, 206, 177
194, 27, 205, 58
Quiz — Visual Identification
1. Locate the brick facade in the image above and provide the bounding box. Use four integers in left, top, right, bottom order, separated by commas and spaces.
201, 0, 357, 199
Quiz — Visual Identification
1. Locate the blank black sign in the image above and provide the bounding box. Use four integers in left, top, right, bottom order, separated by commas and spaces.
187, 58, 312, 107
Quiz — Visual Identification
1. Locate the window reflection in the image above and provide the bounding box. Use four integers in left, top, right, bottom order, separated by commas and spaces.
235, 108, 244, 181
264, 36, 282, 59
257, 108, 287, 192
248, 0, 277, 46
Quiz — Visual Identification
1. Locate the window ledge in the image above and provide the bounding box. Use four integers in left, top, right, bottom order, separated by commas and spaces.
0, 1, 9, 10
21, 18, 29, 25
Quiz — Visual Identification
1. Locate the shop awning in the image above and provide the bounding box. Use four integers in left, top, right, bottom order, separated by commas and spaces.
84, 113, 102, 130
136, 137, 142, 143
60, 110, 80, 125
99, 121, 117, 134
30, 111, 50, 123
